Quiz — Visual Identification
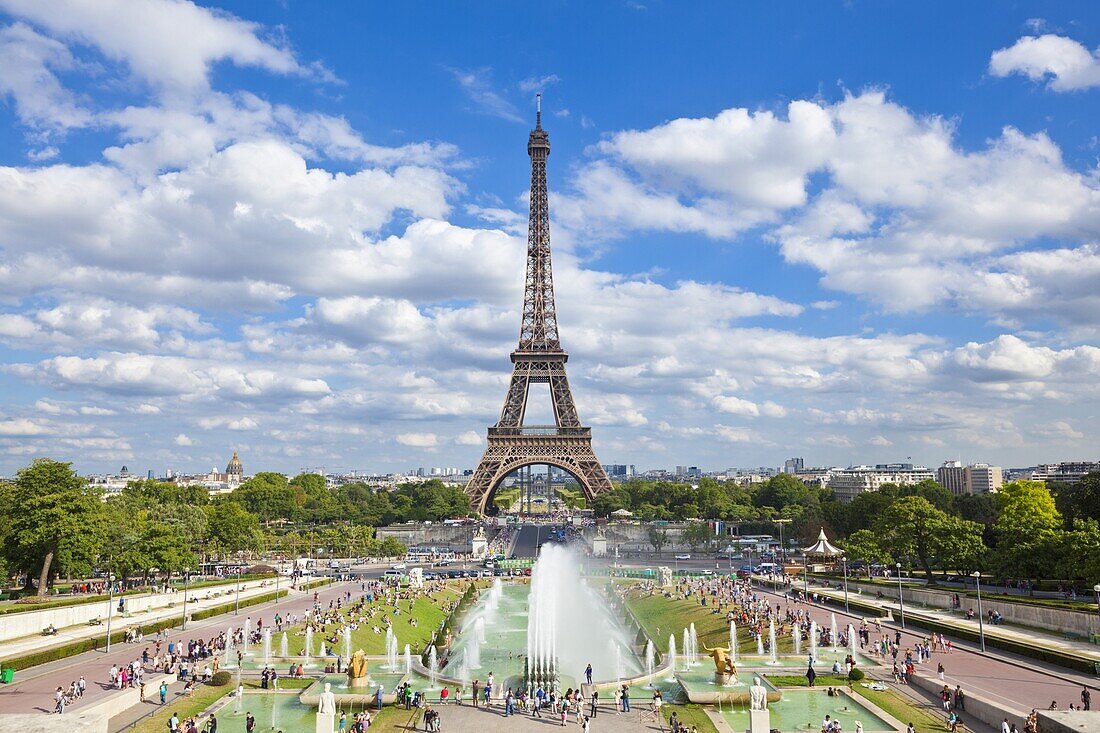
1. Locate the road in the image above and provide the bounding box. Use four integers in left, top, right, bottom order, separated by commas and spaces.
512, 524, 543, 557
0, 580, 352, 717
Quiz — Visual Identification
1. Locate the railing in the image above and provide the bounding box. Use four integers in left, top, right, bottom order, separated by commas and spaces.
489, 426, 590, 436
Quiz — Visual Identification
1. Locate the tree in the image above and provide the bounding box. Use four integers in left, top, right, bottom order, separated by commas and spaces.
1054, 473, 1100, 528
682, 522, 713, 553
205, 501, 261, 557
379, 537, 407, 558
875, 496, 950, 578
841, 529, 892, 570
995, 480, 1061, 543
8, 459, 106, 595
647, 525, 668, 556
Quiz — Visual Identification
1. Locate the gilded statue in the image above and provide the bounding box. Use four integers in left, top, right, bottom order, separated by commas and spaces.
702, 643, 736, 676
348, 649, 369, 681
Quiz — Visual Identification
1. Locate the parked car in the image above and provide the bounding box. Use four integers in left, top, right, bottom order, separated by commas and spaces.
675, 554, 691, 560
391, 563, 407, 570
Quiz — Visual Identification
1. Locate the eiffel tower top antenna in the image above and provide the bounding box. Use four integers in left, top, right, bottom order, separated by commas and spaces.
536, 92, 541, 128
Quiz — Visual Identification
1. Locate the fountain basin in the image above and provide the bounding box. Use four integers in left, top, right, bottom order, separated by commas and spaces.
719, 689, 904, 732
676, 671, 781, 704
299, 674, 405, 706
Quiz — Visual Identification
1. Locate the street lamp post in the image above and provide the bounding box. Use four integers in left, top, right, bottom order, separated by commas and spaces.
234, 565, 241, 615
182, 570, 190, 631
105, 573, 116, 653
973, 571, 986, 652
842, 555, 850, 614
896, 562, 906, 629
1092, 584, 1100, 632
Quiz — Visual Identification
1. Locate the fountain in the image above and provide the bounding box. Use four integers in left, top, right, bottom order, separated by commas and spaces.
614, 642, 624, 685
644, 640, 655, 684
467, 630, 481, 669
831, 613, 838, 651
729, 621, 738, 662
223, 626, 234, 668
427, 645, 438, 687
280, 632, 288, 658
234, 685, 244, 713
689, 623, 699, 665
242, 618, 251, 655
319, 641, 328, 657
756, 631, 764, 656
262, 628, 272, 666
847, 624, 857, 655
304, 627, 313, 667
667, 635, 679, 678
793, 625, 802, 656
344, 627, 352, 661
475, 616, 486, 644
386, 629, 399, 672
768, 619, 778, 665
404, 644, 412, 675
809, 621, 818, 661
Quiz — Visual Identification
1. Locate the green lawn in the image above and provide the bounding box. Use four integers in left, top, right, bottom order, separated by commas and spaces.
666, 703, 720, 733
622, 584, 797, 654
281, 581, 481, 657
126, 682, 233, 733
763, 673, 849, 687
857, 686, 952, 733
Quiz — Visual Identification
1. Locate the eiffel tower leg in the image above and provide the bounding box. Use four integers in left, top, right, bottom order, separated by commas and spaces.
466, 432, 613, 515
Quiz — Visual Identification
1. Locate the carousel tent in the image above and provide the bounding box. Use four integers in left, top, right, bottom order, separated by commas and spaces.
802, 528, 843, 558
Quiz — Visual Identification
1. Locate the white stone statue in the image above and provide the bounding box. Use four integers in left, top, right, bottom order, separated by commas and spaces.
749, 677, 768, 711
318, 682, 337, 714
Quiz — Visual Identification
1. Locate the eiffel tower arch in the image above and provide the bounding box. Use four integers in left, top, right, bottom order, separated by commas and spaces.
466, 97, 613, 515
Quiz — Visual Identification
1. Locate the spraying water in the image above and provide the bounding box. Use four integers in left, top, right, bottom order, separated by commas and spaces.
526, 543, 638, 687
756, 631, 764, 656
831, 613, 838, 651
793, 625, 802, 656
344, 627, 352, 661
234, 685, 244, 713
475, 616, 486, 644
644, 640, 655, 683
280, 632, 288, 658
810, 620, 818, 660
467, 630, 481, 669
262, 628, 272, 666
385, 628, 398, 672
729, 621, 738, 662
224, 626, 234, 668
304, 627, 313, 667
614, 643, 624, 685
319, 641, 328, 657
689, 623, 699, 666
847, 624, 857, 655
242, 618, 250, 656
404, 644, 412, 675
427, 645, 438, 687
667, 634, 679, 678
768, 619, 779, 665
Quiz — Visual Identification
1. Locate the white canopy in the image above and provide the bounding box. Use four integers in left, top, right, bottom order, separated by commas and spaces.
802, 528, 843, 557
610, 508, 634, 517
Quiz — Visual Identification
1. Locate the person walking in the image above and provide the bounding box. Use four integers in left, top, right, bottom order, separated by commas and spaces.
472, 680, 480, 709
168, 712, 180, 733
160, 680, 169, 705
1082, 687, 1091, 711
590, 690, 599, 717
621, 684, 630, 713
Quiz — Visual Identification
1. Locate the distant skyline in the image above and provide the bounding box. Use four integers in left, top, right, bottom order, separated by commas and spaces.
1, 2, 1099, 475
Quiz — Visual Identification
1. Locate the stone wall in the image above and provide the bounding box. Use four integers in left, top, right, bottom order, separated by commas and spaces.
841, 580, 1100, 636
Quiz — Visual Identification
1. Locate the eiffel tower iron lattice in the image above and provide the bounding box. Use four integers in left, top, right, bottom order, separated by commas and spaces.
466, 97, 612, 515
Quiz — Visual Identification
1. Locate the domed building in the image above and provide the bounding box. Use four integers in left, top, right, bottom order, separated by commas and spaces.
226, 450, 243, 479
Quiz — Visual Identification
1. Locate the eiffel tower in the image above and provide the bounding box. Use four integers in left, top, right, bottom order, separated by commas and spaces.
466, 96, 612, 515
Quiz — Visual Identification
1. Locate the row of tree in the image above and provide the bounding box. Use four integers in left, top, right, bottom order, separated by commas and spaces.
0, 459, 466, 596
591, 472, 1100, 585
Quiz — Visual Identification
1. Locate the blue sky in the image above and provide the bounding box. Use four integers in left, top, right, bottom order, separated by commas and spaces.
0, 0, 1098, 476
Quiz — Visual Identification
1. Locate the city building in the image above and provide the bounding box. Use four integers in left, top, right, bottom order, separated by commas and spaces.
1029, 462, 1100, 484
937, 460, 966, 495
964, 463, 1003, 494
827, 463, 935, 502
226, 451, 243, 480
602, 464, 636, 479
783, 457, 804, 474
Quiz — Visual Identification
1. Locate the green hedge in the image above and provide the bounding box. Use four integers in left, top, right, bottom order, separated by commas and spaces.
297, 577, 333, 592
809, 590, 889, 618
902, 613, 1096, 674
0, 588, 288, 672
